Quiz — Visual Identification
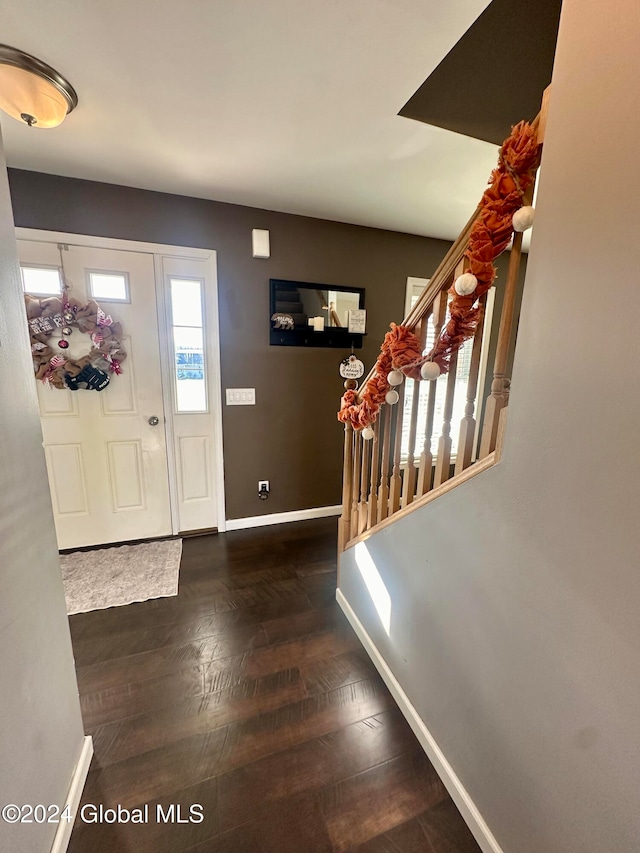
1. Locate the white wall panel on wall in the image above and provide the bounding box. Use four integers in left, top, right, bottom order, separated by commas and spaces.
178, 435, 211, 503
107, 440, 146, 511
38, 383, 78, 416
45, 444, 89, 516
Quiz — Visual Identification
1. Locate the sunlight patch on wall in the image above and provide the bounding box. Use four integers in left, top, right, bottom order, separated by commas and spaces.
355, 542, 391, 635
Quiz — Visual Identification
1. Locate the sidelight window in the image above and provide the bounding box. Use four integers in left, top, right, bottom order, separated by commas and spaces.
170, 278, 207, 413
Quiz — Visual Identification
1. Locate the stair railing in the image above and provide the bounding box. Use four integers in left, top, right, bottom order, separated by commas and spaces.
338, 90, 549, 553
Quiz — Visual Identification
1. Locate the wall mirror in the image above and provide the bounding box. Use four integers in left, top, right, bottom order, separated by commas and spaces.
270, 279, 365, 347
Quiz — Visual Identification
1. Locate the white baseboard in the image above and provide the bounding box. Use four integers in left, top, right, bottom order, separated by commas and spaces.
336, 589, 504, 853
50, 736, 93, 853
225, 504, 341, 531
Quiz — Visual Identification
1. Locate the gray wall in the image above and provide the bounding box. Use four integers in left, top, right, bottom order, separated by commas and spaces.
8, 169, 452, 521
0, 133, 86, 849
339, 1, 640, 851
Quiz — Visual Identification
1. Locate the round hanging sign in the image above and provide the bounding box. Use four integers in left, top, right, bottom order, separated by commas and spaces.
339, 354, 365, 379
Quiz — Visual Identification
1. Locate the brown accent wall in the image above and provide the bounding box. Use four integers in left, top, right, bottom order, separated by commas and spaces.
9, 169, 456, 520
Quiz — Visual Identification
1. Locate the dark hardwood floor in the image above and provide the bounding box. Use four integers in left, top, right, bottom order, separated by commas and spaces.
67, 518, 480, 852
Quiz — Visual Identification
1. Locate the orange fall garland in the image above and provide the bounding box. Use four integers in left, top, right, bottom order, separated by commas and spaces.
338, 120, 541, 430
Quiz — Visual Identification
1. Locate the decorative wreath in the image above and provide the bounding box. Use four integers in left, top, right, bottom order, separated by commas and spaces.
338, 120, 541, 430
25, 293, 127, 391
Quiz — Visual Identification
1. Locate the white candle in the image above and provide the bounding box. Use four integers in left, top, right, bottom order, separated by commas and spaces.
312, 316, 325, 332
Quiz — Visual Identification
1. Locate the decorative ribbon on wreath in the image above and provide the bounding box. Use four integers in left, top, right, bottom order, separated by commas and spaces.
25, 293, 127, 390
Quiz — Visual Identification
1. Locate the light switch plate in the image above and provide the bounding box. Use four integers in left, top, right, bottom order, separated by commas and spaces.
226, 388, 256, 405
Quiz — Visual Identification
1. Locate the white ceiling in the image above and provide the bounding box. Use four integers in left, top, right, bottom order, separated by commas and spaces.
0, 0, 497, 240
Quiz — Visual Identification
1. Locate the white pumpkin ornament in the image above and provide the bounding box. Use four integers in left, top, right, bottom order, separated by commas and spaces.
387, 369, 404, 386
385, 389, 399, 405
454, 272, 478, 296
512, 205, 535, 232
362, 426, 374, 440
420, 361, 441, 381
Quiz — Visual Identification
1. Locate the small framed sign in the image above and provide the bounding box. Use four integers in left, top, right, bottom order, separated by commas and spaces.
347, 309, 366, 334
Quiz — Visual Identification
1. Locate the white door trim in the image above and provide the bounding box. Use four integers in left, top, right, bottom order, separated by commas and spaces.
154, 255, 181, 535
15, 229, 215, 259
16, 227, 227, 534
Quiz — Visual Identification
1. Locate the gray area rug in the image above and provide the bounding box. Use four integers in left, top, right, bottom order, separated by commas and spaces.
60, 538, 182, 615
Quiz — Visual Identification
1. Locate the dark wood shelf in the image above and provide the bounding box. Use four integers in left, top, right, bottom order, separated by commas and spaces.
269, 327, 365, 348
270, 278, 366, 348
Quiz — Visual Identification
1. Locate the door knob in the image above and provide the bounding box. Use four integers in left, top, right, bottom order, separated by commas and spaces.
148, 416, 160, 426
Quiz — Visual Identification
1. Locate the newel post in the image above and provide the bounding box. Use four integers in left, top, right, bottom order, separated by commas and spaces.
337, 420, 354, 553
479, 230, 524, 458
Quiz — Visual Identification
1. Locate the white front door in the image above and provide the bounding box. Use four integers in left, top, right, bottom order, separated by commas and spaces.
18, 239, 173, 549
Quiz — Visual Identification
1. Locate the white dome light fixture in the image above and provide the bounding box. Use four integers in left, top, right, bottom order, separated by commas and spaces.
0, 44, 77, 128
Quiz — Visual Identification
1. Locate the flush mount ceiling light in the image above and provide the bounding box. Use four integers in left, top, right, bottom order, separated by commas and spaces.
0, 44, 77, 128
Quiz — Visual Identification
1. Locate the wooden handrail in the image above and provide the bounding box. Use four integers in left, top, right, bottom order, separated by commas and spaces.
355, 207, 479, 402
403, 206, 481, 329
337, 88, 550, 553
355, 95, 547, 405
